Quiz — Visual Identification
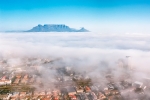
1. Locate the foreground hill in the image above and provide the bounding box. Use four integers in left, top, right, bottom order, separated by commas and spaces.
26, 24, 89, 32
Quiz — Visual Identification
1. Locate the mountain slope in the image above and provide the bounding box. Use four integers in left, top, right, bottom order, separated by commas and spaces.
27, 24, 89, 32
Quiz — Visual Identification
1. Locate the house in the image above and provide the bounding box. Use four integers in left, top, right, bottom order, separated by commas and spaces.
132, 81, 143, 88
78, 93, 89, 100
19, 92, 26, 99
53, 96, 59, 100
21, 74, 29, 84
32, 91, 39, 99
111, 90, 119, 95
85, 86, 91, 92
104, 90, 111, 96
10, 92, 19, 100
13, 78, 20, 84
15, 74, 22, 79
75, 86, 84, 93
52, 90, 59, 96
66, 87, 76, 95
107, 84, 114, 90
34, 91, 40, 96
46, 91, 52, 99
0, 76, 11, 85
107, 95, 116, 100
99, 92, 106, 100
46, 91, 51, 95
39, 91, 46, 96
0, 94, 12, 100
90, 92, 97, 99
19, 92, 26, 97
24, 74, 28, 79
91, 86, 99, 91
0, 80, 5, 85
70, 95, 77, 100
29, 77, 35, 83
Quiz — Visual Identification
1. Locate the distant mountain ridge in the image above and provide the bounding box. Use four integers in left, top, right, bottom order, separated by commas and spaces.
26, 24, 89, 32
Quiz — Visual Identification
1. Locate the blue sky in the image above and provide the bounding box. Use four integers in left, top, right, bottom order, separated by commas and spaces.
0, 0, 150, 33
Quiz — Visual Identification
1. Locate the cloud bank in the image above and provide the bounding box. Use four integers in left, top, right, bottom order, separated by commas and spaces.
0, 32, 150, 71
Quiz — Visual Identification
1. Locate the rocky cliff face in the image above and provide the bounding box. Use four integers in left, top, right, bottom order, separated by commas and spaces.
27, 24, 89, 32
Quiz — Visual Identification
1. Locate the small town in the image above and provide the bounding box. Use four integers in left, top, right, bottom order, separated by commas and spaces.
1, 0, 150, 99
0, 57, 150, 100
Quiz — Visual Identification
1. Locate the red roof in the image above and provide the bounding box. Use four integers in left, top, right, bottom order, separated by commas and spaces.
85, 86, 90, 91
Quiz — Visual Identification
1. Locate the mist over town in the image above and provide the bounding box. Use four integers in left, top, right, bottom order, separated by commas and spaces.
1, 0, 150, 99
0, 32, 150, 100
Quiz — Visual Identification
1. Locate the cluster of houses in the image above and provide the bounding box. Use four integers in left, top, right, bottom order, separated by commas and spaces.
0, 71, 150, 100
0, 71, 36, 85
0, 91, 57, 100
0, 58, 150, 100
13, 74, 34, 85
0, 76, 11, 86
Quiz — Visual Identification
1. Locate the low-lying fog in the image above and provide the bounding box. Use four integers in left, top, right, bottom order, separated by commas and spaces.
1, 32, 150, 99
0, 32, 150, 72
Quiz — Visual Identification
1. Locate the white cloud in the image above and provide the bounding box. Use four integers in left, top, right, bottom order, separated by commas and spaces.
0, 32, 150, 71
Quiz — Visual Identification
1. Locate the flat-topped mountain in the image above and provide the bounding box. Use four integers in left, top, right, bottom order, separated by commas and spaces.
27, 24, 89, 32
